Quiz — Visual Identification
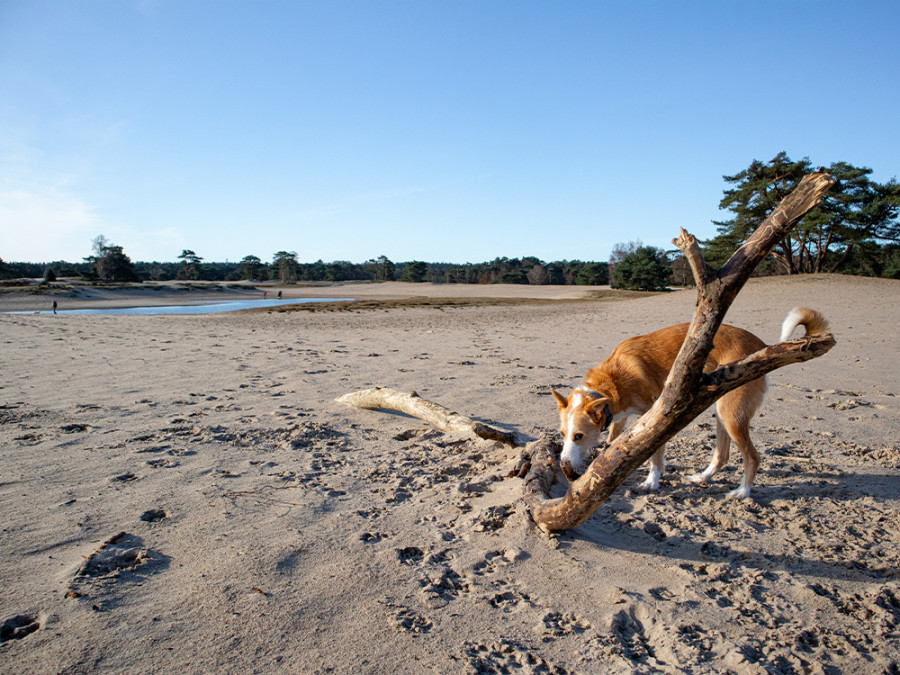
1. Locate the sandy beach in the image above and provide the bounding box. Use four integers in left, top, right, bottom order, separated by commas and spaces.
1, 274, 898, 674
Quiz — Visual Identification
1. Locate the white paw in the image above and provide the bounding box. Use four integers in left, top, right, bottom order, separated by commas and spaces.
636, 477, 659, 492
726, 485, 751, 499
685, 473, 708, 485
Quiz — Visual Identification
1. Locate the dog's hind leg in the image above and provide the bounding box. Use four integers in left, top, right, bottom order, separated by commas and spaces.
637, 445, 666, 491
720, 416, 760, 499
686, 415, 731, 486
717, 379, 765, 498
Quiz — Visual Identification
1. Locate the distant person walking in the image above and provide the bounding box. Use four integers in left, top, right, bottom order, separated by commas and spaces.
277, 290, 282, 299
264, 291, 268, 299
52, 300, 57, 315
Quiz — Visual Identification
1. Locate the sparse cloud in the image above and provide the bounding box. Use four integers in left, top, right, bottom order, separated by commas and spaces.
0, 187, 102, 261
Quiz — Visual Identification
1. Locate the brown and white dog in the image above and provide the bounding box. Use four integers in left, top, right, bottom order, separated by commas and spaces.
551, 307, 829, 498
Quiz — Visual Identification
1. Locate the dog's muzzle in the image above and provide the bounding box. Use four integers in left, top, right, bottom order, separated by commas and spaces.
560, 446, 601, 482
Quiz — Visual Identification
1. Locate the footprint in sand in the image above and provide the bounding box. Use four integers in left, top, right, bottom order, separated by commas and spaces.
140, 509, 168, 523
134, 444, 170, 454
360, 532, 390, 543
0, 613, 43, 642
68, 532, 168, 599
146, 458, 179, 469
417, 564, 471, 607
393, 607, 433, 635
396, 546, 425, 565
60, 423, 90, 433
471, 504, 514, 533
489, 588, 535, 613
472, 550, 508, 577
73, 532, 150, 579
541, 611, 593, 637
462, 639, 568, 675
607, 608, 656, 662
108, 472, 139, 483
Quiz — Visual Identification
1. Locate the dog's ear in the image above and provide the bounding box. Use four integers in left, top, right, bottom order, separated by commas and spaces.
551, 388, 568, 410
584, 397, 612, 428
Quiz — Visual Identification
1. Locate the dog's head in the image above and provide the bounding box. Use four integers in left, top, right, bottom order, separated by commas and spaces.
552, 388, 613, 480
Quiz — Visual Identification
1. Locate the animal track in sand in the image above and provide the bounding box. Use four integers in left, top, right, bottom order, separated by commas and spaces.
837, 440, 900, 468
806, 582, 900, 638
166, 447, 195, 457
67, 533, 168, 601
462, 639, 571, 675
541, 611, 593, 637
472, 550, 508, 577
359, 531, 391, 543
488, 588, 534, 613
140, 509, 168, 523
396, 546, 425, 565
60, 423, 90, 433
607, 607, 656, 662
393, 607, 433, 635
72, 532, 151, 580
471, 504, 514, 533
673, 623, 716, 662
133, 443, 171, 454
417, 564, 472, 607
0, 613, 43, 642
108, 472, 138, 483
145, 458, 179, 469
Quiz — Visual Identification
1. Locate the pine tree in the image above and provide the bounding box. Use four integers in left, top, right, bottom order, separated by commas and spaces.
84, 236, 139, 281
176, 250, 203, 280
611, 246, 669, 291
707, 154, 900, 274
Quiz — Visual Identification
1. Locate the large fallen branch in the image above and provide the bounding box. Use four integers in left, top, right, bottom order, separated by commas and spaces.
336, 386, 521, 446
525, 171, 837, 532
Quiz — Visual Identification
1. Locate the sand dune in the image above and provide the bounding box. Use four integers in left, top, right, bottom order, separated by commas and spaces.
1, 274, 898, 673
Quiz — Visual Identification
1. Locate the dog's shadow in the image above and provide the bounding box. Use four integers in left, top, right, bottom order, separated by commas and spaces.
548, 469, 898, 584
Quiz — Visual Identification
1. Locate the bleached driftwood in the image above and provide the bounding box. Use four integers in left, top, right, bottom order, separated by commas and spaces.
524, 171, 838, 532
336, 386, 520, 446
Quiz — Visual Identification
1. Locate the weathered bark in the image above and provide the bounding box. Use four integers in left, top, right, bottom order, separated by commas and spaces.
521, 438, 562, 531
336, 386, 520, 446
526, 171, 837, 532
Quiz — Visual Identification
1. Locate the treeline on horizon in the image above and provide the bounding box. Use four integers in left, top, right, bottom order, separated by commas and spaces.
4, 153, 899, 289
0, 254, 615, 286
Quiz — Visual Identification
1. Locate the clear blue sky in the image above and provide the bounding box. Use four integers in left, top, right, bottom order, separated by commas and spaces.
2, 1, 898, 265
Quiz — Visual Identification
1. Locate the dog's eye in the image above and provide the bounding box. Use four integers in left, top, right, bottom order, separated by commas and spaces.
573, 433, 584, 441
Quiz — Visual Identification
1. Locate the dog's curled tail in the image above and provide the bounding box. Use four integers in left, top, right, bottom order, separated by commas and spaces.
780, 307, 830, 342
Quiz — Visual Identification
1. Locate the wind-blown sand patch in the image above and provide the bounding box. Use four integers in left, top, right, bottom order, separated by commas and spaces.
0, 274, 897, 673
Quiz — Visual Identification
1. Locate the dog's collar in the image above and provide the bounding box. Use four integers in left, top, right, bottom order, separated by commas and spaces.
578, 387, 613, 432
599, 403, 613, 432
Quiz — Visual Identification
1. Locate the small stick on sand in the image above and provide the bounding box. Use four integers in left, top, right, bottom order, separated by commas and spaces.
336, 386, 521, 446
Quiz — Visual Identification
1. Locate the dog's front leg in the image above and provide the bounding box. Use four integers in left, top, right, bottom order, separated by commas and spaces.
636, 446, 666, 491
608, 421, 664, 492
606, 420, 625, 444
